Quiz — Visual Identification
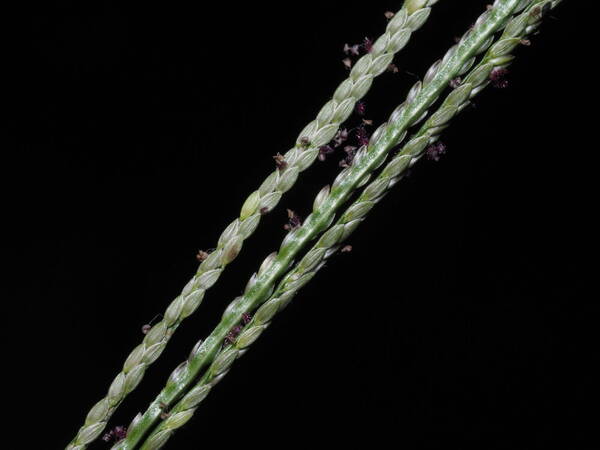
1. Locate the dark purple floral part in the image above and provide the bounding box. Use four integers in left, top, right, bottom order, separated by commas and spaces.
224, 331, 236, 346
196, 250, 210, 262
490, 67, 509, 88
113, 426, 127, 441
355, 101, 366, 116
242, 313, 253, 325
224, 323, 245, 346
102, 431, 113, 443
343, 43, 361, 56
298, 137, 311, 148
426, 142, 447, 162
362, 37, 373, 53
273, 153, 287, 170
102, 426, 127, 443
318, 145, 334, 161
284, 209, 302, 231
339, 146, 358, 168
355, 126, 370, 147
387, 63, 400, 73
333, 128, 349, 147
450, 77, 462, 88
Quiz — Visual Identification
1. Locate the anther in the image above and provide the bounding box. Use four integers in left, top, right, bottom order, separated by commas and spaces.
355, 126, 370, 147
158, 402, 171, 419
101, 426, 127, 443
450, 77, 462, 88
332, 128, 349, 148
299, 137, 311, 148
113, 426, 127, 441
196, 250, 210, 262
284, 209, 303, 231
339, 146, 358, 168
343, 43, 360, 56
273, 153, 288, 170
224, 331, 236, 346
142, 314, 162, 335
425, 141, 447, 162
319, 145, 334, 162
490, 67, 509, 89
355, 101, 366, 116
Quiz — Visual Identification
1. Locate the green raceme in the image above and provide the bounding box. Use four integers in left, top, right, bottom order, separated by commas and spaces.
63, 0, 564, 448
132, 2, 558, 448
113, 1, 550, 448
65, 2, 440, 449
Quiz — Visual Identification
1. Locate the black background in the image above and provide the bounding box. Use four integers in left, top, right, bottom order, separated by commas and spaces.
3, 1, 594, 449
